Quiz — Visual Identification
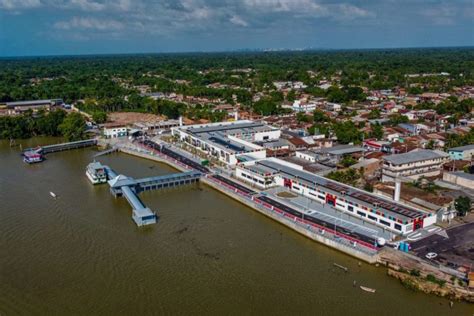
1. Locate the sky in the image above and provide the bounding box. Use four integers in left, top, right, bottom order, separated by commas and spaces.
1, 0, 473, 57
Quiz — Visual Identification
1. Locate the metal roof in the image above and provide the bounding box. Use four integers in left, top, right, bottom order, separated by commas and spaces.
257, 160, 426, 220
318, 145, 364, 156
383, 149, 449, 165
187, 121, 267, 134
448, 144, 474, 152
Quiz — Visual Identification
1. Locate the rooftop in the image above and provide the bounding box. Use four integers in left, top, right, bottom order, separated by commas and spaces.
257, 159, 427, 220
383, 149, 449, 165
186, 121, 271, 135
317, 144, 364, 156
448, 144, 474, 152
6, 99, 62, 107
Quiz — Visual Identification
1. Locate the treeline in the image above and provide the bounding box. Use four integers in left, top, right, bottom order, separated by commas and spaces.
0, 110, 86, 141
1, 48, 473, 104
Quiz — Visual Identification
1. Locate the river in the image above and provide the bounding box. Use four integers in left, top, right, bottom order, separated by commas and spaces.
0, 138, 471, 315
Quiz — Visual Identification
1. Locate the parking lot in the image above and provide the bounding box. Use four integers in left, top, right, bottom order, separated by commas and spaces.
410, 222, 474, 270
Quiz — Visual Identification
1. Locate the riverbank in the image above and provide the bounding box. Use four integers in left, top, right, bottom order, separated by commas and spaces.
118, 145, 379, 263
379, 248, 474, 303
119, 142, 474, 303
3, 138, 473, 314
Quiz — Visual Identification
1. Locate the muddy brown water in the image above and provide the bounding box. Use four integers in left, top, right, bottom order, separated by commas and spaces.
1, 138, 472, 315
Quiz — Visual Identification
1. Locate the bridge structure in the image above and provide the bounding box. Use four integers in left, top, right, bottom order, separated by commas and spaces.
97, 164, 201, 226
93, 146, 118, 158
24, 139, 97, 155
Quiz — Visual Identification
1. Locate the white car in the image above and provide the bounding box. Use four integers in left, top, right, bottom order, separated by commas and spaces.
425, 252, 438, 259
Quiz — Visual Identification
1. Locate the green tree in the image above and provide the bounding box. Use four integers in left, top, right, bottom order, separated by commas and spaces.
334, 121, 363, 144
368, 109, 381, 119
296, 112, 310, 123
59, 112, 86, 141
340, 155, 357, 167
92, 111, 107, 124
389, 114, 409, 126
313, 109, 328, 123
454, 196, 471, 217
370, 123, 384, 140
287, 90, 296, 102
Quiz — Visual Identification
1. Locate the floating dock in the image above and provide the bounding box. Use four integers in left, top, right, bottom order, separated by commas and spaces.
90, 162, 201, 227
23, 139, 98, 164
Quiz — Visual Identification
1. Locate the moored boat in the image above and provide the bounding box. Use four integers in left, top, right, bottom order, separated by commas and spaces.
50, 191, 57, 199
360, 286, 376, 293
23, 150, 43, 164
86, 161, 107, 184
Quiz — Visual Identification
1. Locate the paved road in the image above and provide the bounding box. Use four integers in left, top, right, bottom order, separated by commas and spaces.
140, 140, 210, 173
410, 222, 474, 268
212, 174, 256, 195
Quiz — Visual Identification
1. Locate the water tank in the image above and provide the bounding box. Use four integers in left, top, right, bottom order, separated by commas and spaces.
377, 237, 386, 246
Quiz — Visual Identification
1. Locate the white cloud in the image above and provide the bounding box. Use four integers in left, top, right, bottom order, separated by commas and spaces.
68, 0, 105, 12
421, 4, 458, 25
230, 15, 248, 27
54, 16, 124, 31
0, 0, 41, 10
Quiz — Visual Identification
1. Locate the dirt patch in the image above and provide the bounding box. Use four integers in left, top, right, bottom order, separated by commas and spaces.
276, 191, 298, 198
106, 112, 165, 126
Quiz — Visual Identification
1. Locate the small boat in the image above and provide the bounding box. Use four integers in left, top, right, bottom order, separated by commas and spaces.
333, 263, 348, 272
50, 191, 57, 199
360, 286, 376, 293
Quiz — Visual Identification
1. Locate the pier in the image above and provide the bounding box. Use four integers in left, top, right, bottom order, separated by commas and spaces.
93, 146, 118, 158
90, 163, 201, 226
24, 139, 97, 160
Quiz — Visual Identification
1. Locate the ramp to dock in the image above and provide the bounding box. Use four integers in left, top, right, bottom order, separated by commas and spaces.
25, 139, 97, 154
96, 163, 201, 227
93, 146, 118, 158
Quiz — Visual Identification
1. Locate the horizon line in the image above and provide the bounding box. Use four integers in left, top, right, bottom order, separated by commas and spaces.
1, 45, 473, 59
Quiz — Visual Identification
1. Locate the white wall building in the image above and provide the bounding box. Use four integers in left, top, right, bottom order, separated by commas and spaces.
103, 126, 128, 138
171, 120, 280, 166
236, 157, 436, 235
382, 149, 450, 182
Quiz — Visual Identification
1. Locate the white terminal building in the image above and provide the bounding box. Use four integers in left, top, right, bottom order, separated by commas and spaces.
236, 157, 436, 235
171, 120, 281, 165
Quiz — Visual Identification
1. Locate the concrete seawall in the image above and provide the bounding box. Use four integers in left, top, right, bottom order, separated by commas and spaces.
119, 147, 378, 264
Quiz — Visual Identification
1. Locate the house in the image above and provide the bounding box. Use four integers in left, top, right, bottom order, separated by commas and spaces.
398, 123, 420, 135
103, 125, 128, 138
381, 149, 450, 182
292, 100, 318, 112
448, 144, 474, 161
443, 172, 474, 189
3, 99, 63, 115
296, 145, 364, 164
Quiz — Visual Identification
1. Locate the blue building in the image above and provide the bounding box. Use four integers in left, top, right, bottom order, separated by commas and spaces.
448, 144, 474, 161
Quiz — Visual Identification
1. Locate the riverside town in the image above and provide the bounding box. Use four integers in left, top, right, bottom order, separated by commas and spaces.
1, 2, 474, 314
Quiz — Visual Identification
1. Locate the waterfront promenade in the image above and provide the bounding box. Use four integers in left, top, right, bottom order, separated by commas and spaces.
114, 140, 380, 263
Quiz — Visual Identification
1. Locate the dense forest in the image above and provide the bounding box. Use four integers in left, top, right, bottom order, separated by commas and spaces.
0, 110, 86, 141
1, 48, 473, 128
1, 48, 473, 104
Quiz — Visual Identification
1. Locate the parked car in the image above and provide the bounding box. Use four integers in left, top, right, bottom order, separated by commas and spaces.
425, 252, 438, 259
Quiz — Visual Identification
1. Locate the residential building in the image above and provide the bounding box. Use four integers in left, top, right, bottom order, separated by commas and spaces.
103, 125, 128, 138
443, 171, 474, 189
448, 144, 474, 161
382, 149, 450, 182
296, 145, 364, 164
3, 99, 63, 115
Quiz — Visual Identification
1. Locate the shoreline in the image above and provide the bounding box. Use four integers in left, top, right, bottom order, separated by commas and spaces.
118, 146, 379, 264
118, 144, 474, 303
